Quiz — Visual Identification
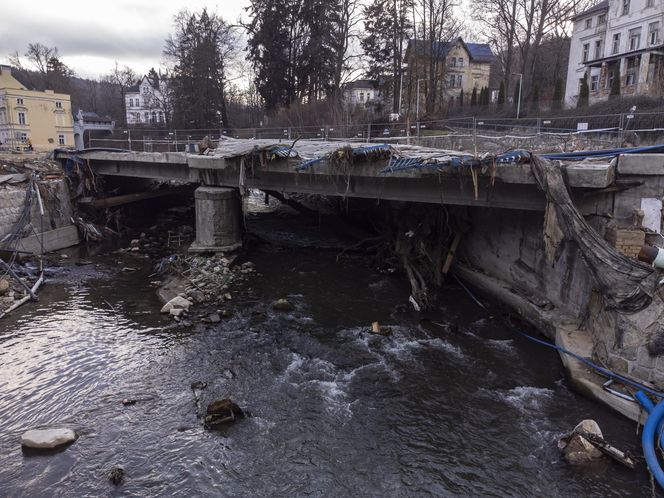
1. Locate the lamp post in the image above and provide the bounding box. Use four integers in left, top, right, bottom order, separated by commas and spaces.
512, 72, 523, 119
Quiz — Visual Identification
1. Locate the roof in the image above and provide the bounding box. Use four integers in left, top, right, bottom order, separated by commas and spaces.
406, 38, 494, 63
126, 75, 159, 94
572, 0, 608, 21
344, 79, 378, 91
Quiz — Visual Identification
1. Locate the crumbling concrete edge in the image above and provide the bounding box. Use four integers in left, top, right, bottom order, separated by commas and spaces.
455, 265, 646, 423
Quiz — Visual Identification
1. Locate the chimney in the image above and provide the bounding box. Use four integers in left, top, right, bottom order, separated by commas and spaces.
0, 65, 12, 76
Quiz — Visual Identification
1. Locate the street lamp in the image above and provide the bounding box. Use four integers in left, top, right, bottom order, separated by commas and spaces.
512, 73, 523, 119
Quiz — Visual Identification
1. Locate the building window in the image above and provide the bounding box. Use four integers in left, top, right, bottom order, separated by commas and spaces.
16, 98, 23, 105
450, 57, 457, 67
58, 134, 65, 145
136, 99, 140, 107
629, 27, 641, 51
449, 74, 456, 87
622, 0, 630, 15
359, 92, 364, 101
55, 101, 62, 109
585, 19, 592, 29
129, 98, 134, 107
649, 22, 660, 46
598, 14, 606, 24
612, 33, 621, 54
457, 75, 463, 87
582, 43, 590, 62
458, 57, 464, 67
594, 40, 602, 59
626, 72, 636, 86
17, 112, 26, 125
647, 0, 654, 6
144, 112, 149, 122
19, 132, 27, 143
590, 75, 599, 91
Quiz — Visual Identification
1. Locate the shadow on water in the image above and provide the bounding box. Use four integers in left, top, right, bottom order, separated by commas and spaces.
0, 208, 657, 497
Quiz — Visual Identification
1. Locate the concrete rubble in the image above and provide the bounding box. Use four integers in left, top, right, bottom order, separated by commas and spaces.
21, 428, 77, 449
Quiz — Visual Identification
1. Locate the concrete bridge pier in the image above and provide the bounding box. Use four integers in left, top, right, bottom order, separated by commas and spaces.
189, 186, 242, 254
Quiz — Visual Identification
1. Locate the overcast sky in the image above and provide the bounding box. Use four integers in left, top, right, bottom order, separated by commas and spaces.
0, 0, 251, 79
1, 0, 477, 81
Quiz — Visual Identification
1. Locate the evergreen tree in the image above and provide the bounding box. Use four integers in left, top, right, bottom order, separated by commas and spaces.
610, 70, 621, 98
247, 0, 338, 110
577, 73, 589, 108
165, 8, 235, 128
482, 86, 490, 106
497, 81, 505, 110
551, 78, 563, 110
459, 88, 464, 107
470, 86, 478, 107
361, 0, 412, 113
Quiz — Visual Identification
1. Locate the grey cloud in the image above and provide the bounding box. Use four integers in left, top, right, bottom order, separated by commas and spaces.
0, 16, 166, 61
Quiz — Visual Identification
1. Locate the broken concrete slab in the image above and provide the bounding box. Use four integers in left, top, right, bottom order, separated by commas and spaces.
21, 428, 77, 449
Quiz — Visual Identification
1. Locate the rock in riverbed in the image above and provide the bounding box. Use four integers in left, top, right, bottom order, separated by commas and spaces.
272, 299, 293, 312
161, 296, 192, 314
109, 466, 125, 485
204, 399, 245, 428
21, 428, 77, 449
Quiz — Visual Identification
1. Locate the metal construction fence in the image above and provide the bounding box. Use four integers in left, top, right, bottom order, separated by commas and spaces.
88, 110, 664, 153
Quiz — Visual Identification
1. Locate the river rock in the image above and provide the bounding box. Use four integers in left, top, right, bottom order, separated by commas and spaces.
0, 278, 9, 295
208, 313, 221, 323
559, 419, 604, 465
21, 428, 77, 449
161, 296, 192, 314
204, 399, 245, 428
272, 299, 293, 312
109, 466, 125, 485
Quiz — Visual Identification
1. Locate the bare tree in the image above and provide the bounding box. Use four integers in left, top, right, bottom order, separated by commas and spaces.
105, 62, 137, 127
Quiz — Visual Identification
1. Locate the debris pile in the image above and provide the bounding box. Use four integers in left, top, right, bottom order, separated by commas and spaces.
155, 254, 257, 320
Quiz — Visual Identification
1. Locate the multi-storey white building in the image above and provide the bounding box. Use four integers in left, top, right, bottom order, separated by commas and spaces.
125, 75, 169, 127
565, 0, 663, 106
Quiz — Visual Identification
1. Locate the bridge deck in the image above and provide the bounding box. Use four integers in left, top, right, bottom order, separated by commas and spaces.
54, 140, 616, 211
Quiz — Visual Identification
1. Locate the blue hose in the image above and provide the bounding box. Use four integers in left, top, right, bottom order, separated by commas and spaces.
637, 392, 664, 488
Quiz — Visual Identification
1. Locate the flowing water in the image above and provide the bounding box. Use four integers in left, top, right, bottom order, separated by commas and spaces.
0, 210, 656, 497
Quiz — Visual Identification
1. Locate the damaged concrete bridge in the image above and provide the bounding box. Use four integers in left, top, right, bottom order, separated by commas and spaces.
54, 141, 664, 423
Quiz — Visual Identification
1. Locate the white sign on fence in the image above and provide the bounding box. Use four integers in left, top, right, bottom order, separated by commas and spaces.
577, 122, 589, 131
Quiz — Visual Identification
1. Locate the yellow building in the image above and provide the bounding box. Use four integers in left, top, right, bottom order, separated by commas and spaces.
405, 37, 494, 112
0, 64, 74, 151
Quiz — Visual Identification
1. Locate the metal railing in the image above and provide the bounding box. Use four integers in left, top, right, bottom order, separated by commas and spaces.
87, 110, 664, 153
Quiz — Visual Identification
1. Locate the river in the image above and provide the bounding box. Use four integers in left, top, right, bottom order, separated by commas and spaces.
0, 206, 655, 497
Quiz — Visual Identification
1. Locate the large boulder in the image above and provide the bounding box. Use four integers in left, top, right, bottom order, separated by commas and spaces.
559, 419, 604, 465
21, 428, 77, 449
160, 296, 192, 314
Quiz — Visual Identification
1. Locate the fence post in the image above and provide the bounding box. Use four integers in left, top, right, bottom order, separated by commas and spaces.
537, 118, 541, 136
128, 129, 132, 151
473, 117, 477, 156
288, 127, 292, 140
367, 123, 371, 144
174, 130, 178, 152
618, 113, 625, 147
